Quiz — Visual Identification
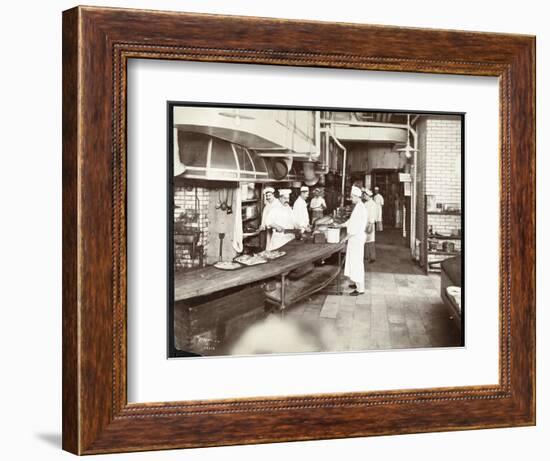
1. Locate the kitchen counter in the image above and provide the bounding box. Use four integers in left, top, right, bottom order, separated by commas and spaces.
174, 238, 347, 301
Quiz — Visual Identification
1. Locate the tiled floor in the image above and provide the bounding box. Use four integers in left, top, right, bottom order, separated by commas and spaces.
225, 229, 462, 355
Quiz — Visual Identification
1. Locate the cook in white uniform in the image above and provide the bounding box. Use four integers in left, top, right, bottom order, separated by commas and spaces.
362, 188, 378, 263
265, 189, 295, 251
373, 186, 384, 231
292, 186, 311, 231
340, 185, 368, 296
259, 186, 280, 250
309, 188, 327, 222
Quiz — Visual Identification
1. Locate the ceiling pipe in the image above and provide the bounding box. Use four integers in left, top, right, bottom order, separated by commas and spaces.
314, 110, 321, 158
320, 127, 347, 207
321, 117, 416, 132
317, 127, 331, 175
325, 115, 420, 253
318, 127, 340, 174
255, 151, 316, 158
321, 118, 404, 127
321, 118, 417, 144
323, 115, 421, 254
409, 116, 420, 256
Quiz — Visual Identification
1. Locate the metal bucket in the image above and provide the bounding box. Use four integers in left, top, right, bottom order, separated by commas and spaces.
327, 227, 340, 243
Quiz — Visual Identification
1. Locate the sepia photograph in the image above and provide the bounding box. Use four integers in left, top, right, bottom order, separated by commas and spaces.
52, 2, 537, 455
169, 104, 464, 358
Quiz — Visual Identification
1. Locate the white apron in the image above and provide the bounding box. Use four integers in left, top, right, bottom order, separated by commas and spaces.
266, 202, 295, 251
343, 201, 368, 285
292, 196, 310, 229
261, 200, 279, 250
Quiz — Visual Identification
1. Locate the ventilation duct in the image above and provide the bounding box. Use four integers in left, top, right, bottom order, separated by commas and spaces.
302, 161, 320, 186
175, 131, 268, 181
175, 131, 301, 183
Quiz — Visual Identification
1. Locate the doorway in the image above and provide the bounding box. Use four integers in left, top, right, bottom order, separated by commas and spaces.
371, 170, 404, 229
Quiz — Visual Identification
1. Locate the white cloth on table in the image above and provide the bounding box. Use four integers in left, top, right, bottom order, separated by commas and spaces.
364, 200, 378, 243
292, 196, 310, 229
446, 286, 462, 314
343, 201, 368, 291
265, 202, 295, 251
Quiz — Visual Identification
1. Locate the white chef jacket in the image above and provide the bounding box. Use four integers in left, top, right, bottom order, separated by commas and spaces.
265, 202, 295, 250
373, 194, 384, 222
261, 199, 280, 250
364, 200, 378, 243
261, 199, 276, 228
292, 196, 310, 229
343, 201, 368, 286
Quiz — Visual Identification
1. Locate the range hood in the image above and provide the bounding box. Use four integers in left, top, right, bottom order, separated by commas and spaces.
174, 131, 302, 183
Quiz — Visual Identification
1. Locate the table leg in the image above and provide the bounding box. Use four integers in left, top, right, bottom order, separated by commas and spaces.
280, 272, 286, 318
337, 250, 342, 295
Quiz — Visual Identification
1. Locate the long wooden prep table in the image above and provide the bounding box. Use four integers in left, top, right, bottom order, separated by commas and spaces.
174, 238, 347, 302
173, 238, 347, 353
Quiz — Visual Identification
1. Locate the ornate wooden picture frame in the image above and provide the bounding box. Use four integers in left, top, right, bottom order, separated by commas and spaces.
62, 5, 535, 455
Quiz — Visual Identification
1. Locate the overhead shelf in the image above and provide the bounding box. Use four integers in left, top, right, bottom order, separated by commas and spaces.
427, 211, 461, 216
428, 235, 461, 240
423, 196, 462, 274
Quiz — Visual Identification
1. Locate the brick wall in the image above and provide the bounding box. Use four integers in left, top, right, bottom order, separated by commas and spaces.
425, 117, 462, 212
173, 186, 210, 271
417, 116, 463, 265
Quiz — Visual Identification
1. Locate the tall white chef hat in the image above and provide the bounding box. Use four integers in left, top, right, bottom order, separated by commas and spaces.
278, 189, 292, 197
300, 186, 309, 192
351, 185, 362, 197
263, 186, 275, 194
